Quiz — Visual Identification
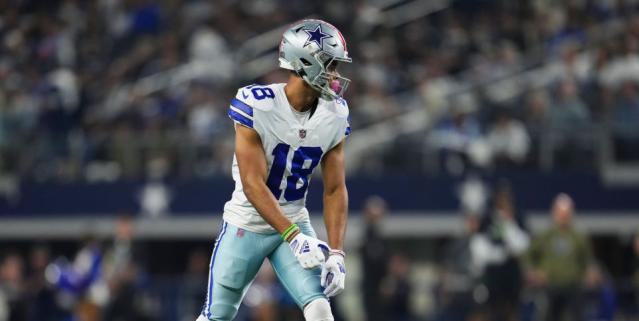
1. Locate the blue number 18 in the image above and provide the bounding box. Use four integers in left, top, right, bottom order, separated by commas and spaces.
251, 87, 275, 100
266, 143, 323, 201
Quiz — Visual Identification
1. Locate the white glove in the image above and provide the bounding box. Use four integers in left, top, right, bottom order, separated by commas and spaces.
321, 250, 346, 297
289, 233, 329, 269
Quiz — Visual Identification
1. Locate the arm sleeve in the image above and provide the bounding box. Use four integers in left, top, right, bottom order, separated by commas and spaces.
228, 97, 254, 129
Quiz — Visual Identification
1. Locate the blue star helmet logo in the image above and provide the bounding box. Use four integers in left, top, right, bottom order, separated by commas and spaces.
303, 25, 332, 49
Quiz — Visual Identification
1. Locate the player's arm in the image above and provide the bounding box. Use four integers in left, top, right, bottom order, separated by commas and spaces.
235, 124, 292, 234
319, 139, 348, 297
234, 124, 326, 269
320, 139, 348, 250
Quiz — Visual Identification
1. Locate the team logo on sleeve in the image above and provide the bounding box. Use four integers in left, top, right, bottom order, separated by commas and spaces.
299, 129, 307, 139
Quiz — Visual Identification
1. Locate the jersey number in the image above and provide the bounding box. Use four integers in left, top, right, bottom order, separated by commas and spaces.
250, 87, 275, 100
266, 143, 323, 201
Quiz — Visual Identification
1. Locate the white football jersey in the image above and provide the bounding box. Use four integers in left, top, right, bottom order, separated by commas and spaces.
223, 83, 351, 233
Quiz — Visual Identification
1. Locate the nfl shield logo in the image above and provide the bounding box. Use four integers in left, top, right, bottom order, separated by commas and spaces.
299, 129, 307, 139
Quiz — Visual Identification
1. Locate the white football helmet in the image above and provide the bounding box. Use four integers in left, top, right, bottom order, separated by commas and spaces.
279, 19, 352, 100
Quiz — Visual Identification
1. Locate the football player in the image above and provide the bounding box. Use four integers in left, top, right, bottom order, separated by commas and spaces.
196, 19, 351, 321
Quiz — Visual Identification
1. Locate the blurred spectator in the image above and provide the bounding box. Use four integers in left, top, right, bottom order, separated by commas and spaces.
582, 264, 616, 321
45, 237, 105, 321
475, 182, 529, 321
24, 245, 62, 321
523, 90, 551, 167
102, 215, 154, 321
439, 181, 528, 321
611, 81, 639, 138
524, 90, 550, 136
598, 35, 639, 89
611, 81, 639, 160
359, 196, 388, 321
436, 214, 482, 321
0, 252, 27, 321
435, 101, 482, 153
380, 254, 413, 321
486, 111, 531, 167
0, 0, 638, 179
524, 193, 594, 321
104, 215, 137, 279
546, 79, 595, 167
548, 78, 591, 131
432, 100, 488, 175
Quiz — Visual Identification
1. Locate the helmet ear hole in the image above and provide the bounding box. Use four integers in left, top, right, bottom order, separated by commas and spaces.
299, 58, 313, 67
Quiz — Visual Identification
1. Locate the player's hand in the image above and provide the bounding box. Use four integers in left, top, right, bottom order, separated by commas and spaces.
321, 250, 346, 297
288, 233, 329, 269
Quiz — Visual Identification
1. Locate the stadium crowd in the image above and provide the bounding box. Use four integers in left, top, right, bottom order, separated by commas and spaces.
2, 1, 639, 320
2, 191, 639, 321
1, 0, 639, 182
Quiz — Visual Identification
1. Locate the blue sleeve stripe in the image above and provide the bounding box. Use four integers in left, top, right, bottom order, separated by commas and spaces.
345, 126, 351, 136
231, 98, 253, 116
229, 105, 253, 120
228, 108, 254, 128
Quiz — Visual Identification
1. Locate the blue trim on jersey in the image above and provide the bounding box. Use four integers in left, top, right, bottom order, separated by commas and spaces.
204, 222, 228, 319
345, 126, 352, 136
228, 108, 254, 128
230, 98, 253, 116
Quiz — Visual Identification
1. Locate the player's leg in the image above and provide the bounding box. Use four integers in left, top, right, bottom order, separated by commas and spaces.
199, 222, 266, 321
268, 220, 333, 320
302, 298, 333, 321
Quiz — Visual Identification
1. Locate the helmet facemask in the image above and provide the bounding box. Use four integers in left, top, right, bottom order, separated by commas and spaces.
311, 51, 351, 100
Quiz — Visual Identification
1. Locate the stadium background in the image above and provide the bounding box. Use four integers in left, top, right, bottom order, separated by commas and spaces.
1, 0, 639, 320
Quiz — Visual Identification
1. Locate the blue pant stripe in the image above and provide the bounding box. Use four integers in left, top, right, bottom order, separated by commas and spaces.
204, 222, 227, 319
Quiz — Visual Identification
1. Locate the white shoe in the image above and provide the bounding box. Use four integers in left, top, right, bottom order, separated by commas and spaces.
196, 315, 210, 321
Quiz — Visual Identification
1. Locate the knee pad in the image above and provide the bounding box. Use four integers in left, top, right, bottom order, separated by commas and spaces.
303, 298, 334, 321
